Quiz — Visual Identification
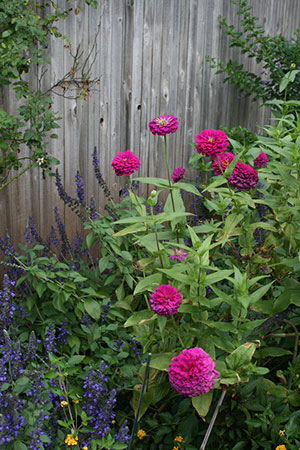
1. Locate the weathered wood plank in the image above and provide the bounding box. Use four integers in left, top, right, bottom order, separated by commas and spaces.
1, 0, 299, 247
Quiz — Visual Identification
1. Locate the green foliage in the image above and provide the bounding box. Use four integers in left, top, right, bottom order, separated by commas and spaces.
0, 0, 97, 189
206, 0, 300, 102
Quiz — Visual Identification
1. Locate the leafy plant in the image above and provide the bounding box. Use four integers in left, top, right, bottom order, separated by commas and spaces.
206, 0, 300, 102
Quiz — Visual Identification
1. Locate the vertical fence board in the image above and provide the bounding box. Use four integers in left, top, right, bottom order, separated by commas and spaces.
1, 0, 300, 247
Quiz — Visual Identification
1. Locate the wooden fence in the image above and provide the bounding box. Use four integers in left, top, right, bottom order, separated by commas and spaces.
1, 0, 300, 247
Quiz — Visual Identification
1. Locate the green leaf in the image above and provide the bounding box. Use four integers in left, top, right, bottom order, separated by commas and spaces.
158, 267, 197, 285
149, 353, 175, 371
203, 270, 233, 286
124, 310, 156, 327
225, 342, 258, 371
192, 391, 213, 417
68, 355, 85, 366
86, 231, 95, 249
113, 223, 147, 237
84, 298, 101, 320
172, 182, 202, 196
219, 214, 243, 246
98, 255, 113, 274
14, 442, 28, 450
134, 273, 162, 295
256, 347, 292, 358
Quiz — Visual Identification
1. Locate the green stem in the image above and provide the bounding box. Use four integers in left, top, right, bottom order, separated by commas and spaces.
128, 353, 152, 450
172, 315, 184, 347
164, 135, 175, 212
129, 177, 143, 212
152, 206, 164, 268
0, 162, 35, 192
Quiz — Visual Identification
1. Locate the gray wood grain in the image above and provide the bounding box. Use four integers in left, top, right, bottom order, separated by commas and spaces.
1, 0, 299, 248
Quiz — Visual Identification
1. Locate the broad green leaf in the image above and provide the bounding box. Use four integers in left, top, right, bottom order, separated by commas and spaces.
219, 214, 243, 246
124, 310, 156, 327
172, 181, 202, 196
133, 385, 154, 421
192, 390, 213, 417
225, 342, 258, 371
149, 353, 175, 371
134, 273, 162, 295
256, 347, 292, 358
203, 270, 233, 287
68, 355, 85, 366
84, 298, 101, 320
158, 268, 197, 286
113, 223, 146, 237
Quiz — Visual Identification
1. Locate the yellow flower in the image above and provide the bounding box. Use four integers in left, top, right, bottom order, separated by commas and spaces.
83, 447, 88, 450
72, 400, 79, 404
64, 434, 78, 446
174, 436, 184, 442
172, 447, 179, 450
279, 429, 285, 436
60, 400, 68, 407
275, 445, 287, 450
137, 429, 146, 440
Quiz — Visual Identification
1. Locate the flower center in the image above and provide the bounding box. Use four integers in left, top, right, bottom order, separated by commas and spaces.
156, 118, 169, 126
223, 159, 229, 167
207, 136, 214, 143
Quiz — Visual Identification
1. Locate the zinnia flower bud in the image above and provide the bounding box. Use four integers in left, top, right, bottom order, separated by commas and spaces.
149, 115, 179, 136
150, 284, 182, 317
254, 151, 268, 168
168, 347, 219, 397
196, 129, 229, 157
228, 162, 259, 191
112, 150, 140, 176
171, 167, 186, 182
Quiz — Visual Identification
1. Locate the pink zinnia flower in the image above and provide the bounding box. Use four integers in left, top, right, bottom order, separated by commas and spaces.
112, 150, 140, 176
254, 151, 268, 167
168, 347, 219, 397
172, 167, 186, 183
196, 129, 229, 157
150, 284, 182, 317
149, 115, 179, 136
169, 248, 188, 261
228, 162, 259, 191
212, 152, 236, 176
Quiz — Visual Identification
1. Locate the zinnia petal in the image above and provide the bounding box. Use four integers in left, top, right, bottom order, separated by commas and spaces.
168, 347, 219, 397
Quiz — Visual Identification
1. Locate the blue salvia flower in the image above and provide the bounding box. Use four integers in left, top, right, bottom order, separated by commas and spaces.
89, 196, 98, 220
82, 362, 118, 443
75, 170, 86, 204
0, 275, 16, 332
29, 410, 49, 450
115, 420, 130, 444
45, 322, 57, 355
92, 147, 112, 198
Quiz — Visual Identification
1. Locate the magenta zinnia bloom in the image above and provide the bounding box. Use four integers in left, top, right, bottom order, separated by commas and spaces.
149, 115, 179, 136
254, 151, 268, 167
112, 150, 140, 176
168, 347, 219, 397
150, 284, 182, 317
196, 129, 229, 157
228, 162, 259, 191
212, 152, 236, 176
172, 167, 186, 183
169, 248, 188, 262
